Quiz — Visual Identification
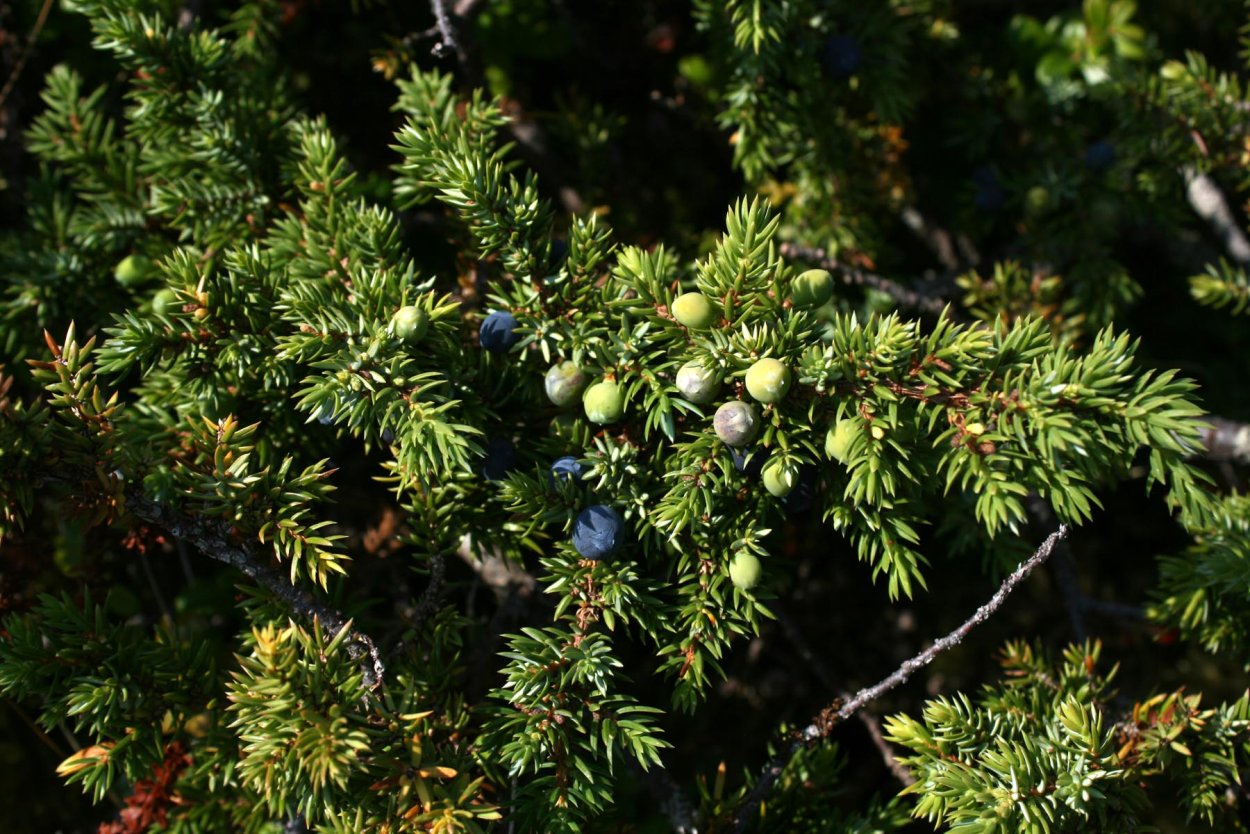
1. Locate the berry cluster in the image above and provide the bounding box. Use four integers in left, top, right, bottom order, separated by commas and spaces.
475, 266, 849, 591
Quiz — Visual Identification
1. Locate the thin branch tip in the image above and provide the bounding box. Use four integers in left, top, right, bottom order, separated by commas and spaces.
729, 525, 1069, 833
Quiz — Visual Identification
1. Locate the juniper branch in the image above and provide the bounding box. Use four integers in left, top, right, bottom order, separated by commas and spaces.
730, 525, 1070, 833
124, 490, 386, 689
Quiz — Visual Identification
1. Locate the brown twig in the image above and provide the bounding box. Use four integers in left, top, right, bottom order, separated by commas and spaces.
125, 490, 386, 689
0, 0, 54, 115
729, 525, 1070, 833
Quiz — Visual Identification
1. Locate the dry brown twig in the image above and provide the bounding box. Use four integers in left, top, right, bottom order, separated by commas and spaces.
0, 0, 55, 117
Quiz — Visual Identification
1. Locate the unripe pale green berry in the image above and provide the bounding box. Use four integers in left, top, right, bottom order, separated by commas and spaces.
671, 292, 717, 329
825, 418, 857, 464
761, 458, 799, 498
583, 380, 626, 425
545, 361, 586, 407
729, 552, 762, 590
790, 268, 834, 308
114, 254, 154, 287
152, 288, 179, 315
1024, 185, 1051, 218
675, 361, 720, 404
745, 358, 792, 403
714, 400, 758, 447
391, 305, 429, 343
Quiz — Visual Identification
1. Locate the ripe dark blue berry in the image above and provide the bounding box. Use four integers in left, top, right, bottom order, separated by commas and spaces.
730, 446, 769, 478
482, 437, 518, 481
480, 311, 520, 353
572, 504, 624, 560
550, 456, 592, 485
549, 238, 569, 267
972, 166, 1005, 212
820, 35, 862, 80
1084, 140, 1115, 172
779, 466, 817, 514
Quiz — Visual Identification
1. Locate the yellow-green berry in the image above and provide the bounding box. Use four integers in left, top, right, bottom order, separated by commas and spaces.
761, 458, 799, 498
152, 288, 179, 315
714, 400, 758, 447
745, 358, 792, 403
790, 269, 834, 308
729, 552, 762, 590
114, 254, 154, 288
675, 361, 720, 404
583, 380, 626, 425
825, 418, 857, 464
1024, 185, 1052, 218
391, 305, 429, 343
671, 292, 717, 329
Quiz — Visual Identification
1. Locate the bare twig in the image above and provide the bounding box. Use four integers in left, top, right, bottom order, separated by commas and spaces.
457, 536, 540, 700
0, 0, 55, 115
730, 525, 1070, 833
177, 0, 208, 31
429, 0, 461, 59
1200, 416, 1250, 465
408, 551, 447, 632
899, 206, 961, 271
456, 536, 538, 600
453, 0, 486, 16
859, 710, 916, 787
138, 549, 174, 627
1081, 598, 1145, 621
3, 697, 66, 760
1029, 498, 1085, 641
639, 764, 699, 834
774, 609, 915, 786
779, 242, 953, 317
176, 538, 196, 584
1183, 166, 1250, 266
125, 490, 386, 689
